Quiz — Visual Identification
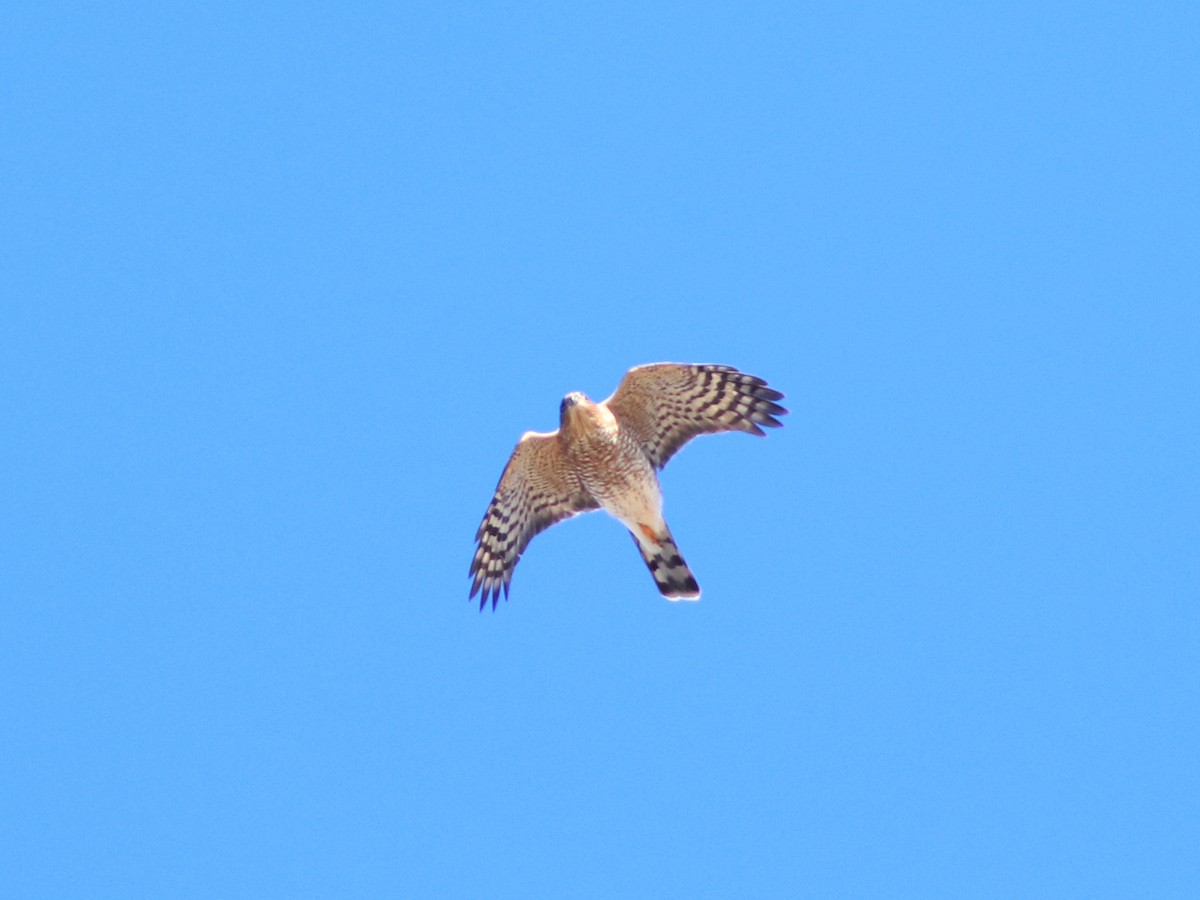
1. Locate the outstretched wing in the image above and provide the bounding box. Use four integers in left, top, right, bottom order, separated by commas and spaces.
604, 363, 787, 469
469, 431, 598, 610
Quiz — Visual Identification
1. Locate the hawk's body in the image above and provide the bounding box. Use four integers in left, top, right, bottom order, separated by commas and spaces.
469, 363, 786, 609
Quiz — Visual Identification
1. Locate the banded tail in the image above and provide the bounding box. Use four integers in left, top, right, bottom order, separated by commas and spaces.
632, 527, 701, 600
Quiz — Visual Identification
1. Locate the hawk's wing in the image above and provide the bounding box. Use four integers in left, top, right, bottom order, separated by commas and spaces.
604, 363, 787, 469
469, 431, 598, 610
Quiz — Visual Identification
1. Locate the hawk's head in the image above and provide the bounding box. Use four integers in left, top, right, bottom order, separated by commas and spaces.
559, 392, 587, 426
559, 391, 616, 440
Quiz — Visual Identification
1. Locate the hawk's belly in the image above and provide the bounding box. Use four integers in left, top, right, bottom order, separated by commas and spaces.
572, 435, 664, 536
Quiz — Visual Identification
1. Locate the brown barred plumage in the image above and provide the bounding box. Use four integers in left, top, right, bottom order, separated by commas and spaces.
469, 363, 786, 610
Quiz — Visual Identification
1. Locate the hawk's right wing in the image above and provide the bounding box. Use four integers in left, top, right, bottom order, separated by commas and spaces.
469, 431, 598, 610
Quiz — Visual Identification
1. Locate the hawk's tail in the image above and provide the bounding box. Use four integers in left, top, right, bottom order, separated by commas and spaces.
632, 528, 701, 600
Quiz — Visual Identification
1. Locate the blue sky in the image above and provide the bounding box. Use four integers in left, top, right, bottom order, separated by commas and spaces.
3, 2, 1198, 897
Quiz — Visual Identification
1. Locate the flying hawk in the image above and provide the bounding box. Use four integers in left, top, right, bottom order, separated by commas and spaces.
469, 363, 786, 609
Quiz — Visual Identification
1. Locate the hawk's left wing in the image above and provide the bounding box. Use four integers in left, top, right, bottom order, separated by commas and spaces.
604, 363, 787, 469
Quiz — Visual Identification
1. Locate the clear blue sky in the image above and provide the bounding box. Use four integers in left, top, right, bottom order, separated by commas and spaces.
3, 2, 1197, 897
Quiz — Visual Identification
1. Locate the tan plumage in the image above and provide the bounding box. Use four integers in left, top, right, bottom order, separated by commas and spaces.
469, 363, 787, 610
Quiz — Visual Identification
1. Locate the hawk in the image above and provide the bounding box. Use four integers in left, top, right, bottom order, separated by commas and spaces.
469, 363, 787, 610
